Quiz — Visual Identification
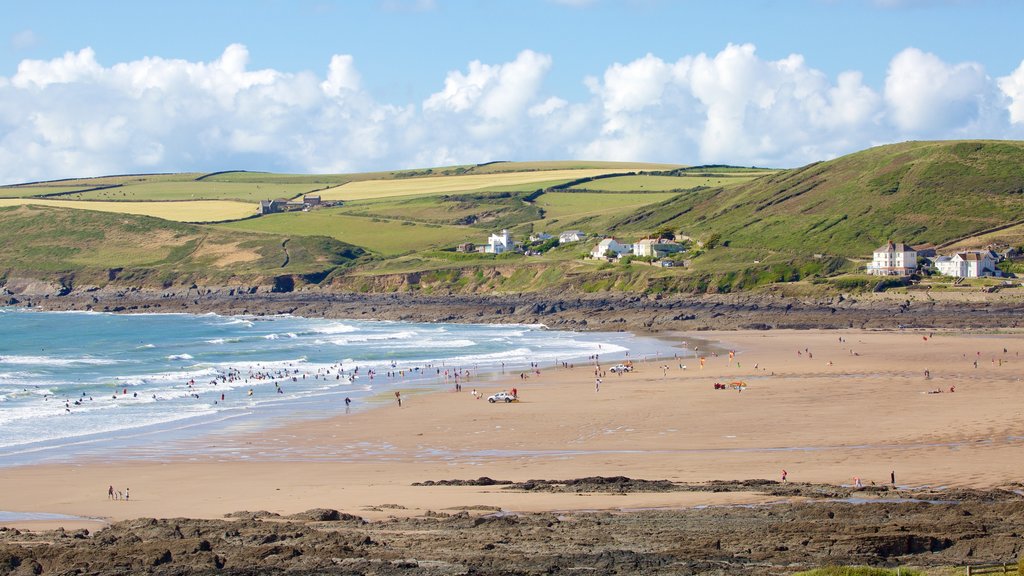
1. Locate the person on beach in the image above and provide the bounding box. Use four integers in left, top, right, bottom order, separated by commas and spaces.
344, 397, 351, 414
781, 470, 787, 483
891, 470, 896, 485
108, 485, 114, 500
395, 391, 402, 407
854, 477, 863, 488
595, 378, 601, 392
125, 488, 130, 501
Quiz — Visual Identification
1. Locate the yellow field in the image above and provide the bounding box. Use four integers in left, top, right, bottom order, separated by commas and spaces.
318, 169, 649, 201
0, 199, 255, 223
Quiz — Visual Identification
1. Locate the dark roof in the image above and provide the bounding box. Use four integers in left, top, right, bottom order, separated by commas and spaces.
875, 241, 916, 253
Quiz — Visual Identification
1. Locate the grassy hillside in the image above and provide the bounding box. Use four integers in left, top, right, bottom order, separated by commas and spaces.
0, 205, 363, 287
609, 140, 1024, 256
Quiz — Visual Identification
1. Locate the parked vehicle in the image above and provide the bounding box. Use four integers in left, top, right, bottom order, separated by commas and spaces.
488, 391, 517, 403
609, 364, 633, 373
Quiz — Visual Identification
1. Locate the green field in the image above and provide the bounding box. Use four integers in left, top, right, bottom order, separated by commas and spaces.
571, 174, 762, 191
221, 210, 479, 255
60, 181, 324, 202
0, 185, 95, 198
0, 198, 257, 223
535, 191, 679, 223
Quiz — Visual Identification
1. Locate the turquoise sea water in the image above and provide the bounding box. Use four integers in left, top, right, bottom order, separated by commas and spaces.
0, 308, 672, 466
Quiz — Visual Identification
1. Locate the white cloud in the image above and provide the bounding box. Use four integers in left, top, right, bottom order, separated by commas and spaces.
0, 43, 1022, 184
884, 47, 990, 134
998, 59, 1024, 124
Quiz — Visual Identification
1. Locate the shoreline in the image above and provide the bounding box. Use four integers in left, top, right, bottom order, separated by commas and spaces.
0, 308, 680, 469
2, 328, 1023, 525
6, 285, 1024, 333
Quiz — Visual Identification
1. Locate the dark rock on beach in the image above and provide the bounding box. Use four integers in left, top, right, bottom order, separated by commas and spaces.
10, 285, 1024, 333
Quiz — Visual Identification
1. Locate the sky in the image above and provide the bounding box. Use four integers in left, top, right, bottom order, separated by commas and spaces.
2, 0, 1023, 184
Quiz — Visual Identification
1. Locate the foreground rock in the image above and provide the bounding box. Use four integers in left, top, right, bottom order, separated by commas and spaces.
3, 483, 1022, 575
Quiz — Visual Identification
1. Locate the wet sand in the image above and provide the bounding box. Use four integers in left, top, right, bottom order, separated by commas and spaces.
1, 328, 1023, 529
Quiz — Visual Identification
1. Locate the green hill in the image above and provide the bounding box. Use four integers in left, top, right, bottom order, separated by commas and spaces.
0, 204, 363, 289
609, 140, 1024, 256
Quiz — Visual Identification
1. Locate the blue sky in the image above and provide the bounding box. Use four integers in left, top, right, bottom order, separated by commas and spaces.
2, 0, 1023, 183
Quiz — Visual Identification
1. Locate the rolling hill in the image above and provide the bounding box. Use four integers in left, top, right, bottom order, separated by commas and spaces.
0, 204, 364, 289
608, 140, 1024, 257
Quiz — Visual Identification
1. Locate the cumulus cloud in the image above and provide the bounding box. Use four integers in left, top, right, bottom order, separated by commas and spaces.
0, 43, 1023, 184
884, 47, 991, 134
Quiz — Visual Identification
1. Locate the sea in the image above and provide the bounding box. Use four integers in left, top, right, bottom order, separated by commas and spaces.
0, 308, 675, 466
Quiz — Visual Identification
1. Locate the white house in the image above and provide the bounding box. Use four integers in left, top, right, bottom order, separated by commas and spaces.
633, 238, 684, 258
867, 241, 918, 276
590, 238, 632, 259
529, 232, 553, 243
485, 229, 514, 254
934, 250, 999, 278
559, 230, 587, 244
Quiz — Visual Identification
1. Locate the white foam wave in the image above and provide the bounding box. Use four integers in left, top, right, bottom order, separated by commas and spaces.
167, 354, 194, 361
136, 344, 156, 349
312, 323, 359, 335
0, 355, 121, 366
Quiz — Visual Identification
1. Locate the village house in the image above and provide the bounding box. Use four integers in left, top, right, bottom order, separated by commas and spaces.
590, 238, 632, 259
456, 242, 475, 253
558, 230, 587, 244
529, 232, 553, 243
632, 238, 684, 258
303, 194, 321, 206
934, 250, 1000, 278
867, 241, 918, 276
485, 229, 514, 254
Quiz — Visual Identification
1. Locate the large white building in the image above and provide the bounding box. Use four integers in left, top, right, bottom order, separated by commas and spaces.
868, 241, 918, 276
590, 238, 631, 259
559, 230, 587, 244
934, 250, 999, 278
485, 229, 514, 254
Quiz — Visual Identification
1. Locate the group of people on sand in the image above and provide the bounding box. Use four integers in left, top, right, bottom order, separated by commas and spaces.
107, 485, 129, 501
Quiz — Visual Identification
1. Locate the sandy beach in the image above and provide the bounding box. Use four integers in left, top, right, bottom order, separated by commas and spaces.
1, 328, 1023, 531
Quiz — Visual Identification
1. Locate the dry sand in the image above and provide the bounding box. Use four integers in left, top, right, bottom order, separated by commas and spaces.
2, 328, 1023, 530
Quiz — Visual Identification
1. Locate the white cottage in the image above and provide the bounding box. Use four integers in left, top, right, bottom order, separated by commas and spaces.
934, 250, 999, 278
868, 241, 918, 276
559, 230, 587, 244
485, 229, 514, 254
590, 238, 631, 259
633, 238, 684, 258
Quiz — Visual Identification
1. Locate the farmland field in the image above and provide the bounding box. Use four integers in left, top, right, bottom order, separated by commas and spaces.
317, 169, 658, 201
536, 192, 679, 220
571, 174, 763, 191
467, 160, 684, 173
60, 181, 324, 202
16, 173, 205, 187
0, 199, 256, 222
221, 211, 478, 255
0, 186, 94, 198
